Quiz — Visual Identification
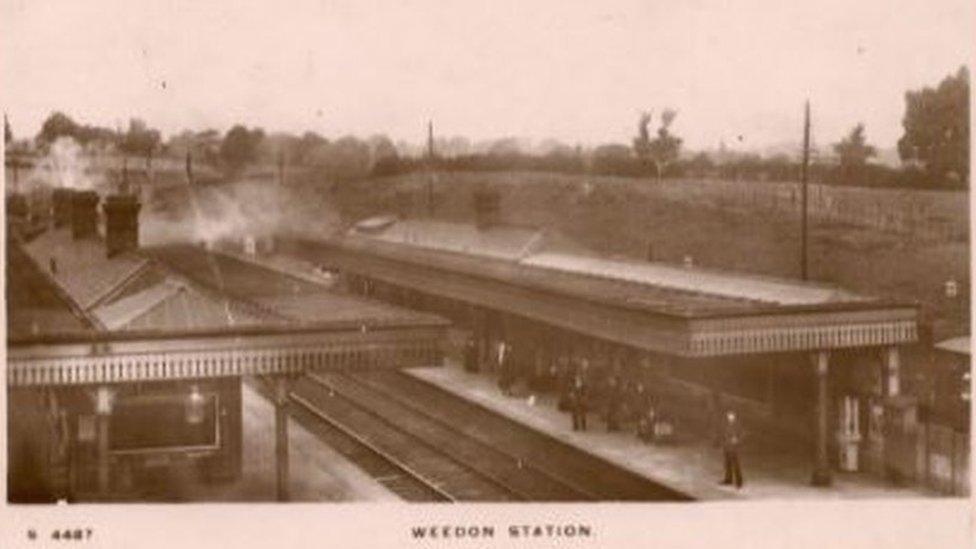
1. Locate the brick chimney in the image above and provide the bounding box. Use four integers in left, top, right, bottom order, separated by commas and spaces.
104, 194, 141, 257
51, 188, 74, 227
473, 189, 501, 230
70, 190, 100, 239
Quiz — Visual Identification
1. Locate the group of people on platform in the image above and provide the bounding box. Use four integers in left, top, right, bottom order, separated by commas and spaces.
463, 336, 746, 489
464, 338, 677, 442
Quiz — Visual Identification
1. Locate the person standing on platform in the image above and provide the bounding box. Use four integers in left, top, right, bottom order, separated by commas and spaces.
485, 338, 497, 374
497, 341, 514, 396
631, 382, 651, 422
638, 396, 657, 443
570, 364, 589, 431
604, 374, 622, 432
556, 356, 571, 411
720, 410, 744, 488
463, 334, 478, 372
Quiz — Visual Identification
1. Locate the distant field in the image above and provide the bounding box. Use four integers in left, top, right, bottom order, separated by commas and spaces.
324, 170, 970, 340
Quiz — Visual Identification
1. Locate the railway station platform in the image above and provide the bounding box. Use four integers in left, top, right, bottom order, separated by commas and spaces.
144, 381, 399, 502
235, 382, 399, 502
404, 362, 932, 501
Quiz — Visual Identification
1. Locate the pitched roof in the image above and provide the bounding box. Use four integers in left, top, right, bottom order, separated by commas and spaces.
353, 218, 545, 261
340, 218, 890, 318
20, 228, 275, 332
6, 240, 90, 338
89, 280, 269, 331
23, 228, 149, 310
91, 280, 183, 330
523, 252, 866, 307
147, 243, 446, 326
252, 293, 428, 324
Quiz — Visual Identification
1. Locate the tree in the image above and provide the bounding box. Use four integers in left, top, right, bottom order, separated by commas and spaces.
487, 137, 522, 156
76, 125, 116, 148
219, 125, 265, 172
592, 143, 637, 176
764, 153, 795, 181
257, 132, 301, 165
321, 135, 371, 179
119, 118, 162, 169
633, 109, 683, 179
684, 151, 714, 178
367, 134, 398, 169
897, 66, 969, 184
168, 129, 223, 164
833, 123, 876, 182
834, 124, 876, 165
38, 111, 80, 144
442, 136, 471, 158
294, 131, 328, 165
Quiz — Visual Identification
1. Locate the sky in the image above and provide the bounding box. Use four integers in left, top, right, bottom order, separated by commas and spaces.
1, 0, 971, 152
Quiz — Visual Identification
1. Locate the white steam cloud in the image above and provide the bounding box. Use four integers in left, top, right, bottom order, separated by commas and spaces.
25, 137, 109, 192
140, 176, 343, 247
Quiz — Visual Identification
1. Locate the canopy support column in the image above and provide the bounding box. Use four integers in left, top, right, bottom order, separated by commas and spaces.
95, 386, 114, 496
811, 350, 832, 486
274, 376, 291, 502
883, 346, 901, 397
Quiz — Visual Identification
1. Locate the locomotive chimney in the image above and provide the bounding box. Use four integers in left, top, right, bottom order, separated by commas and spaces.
70, 190, 100, 240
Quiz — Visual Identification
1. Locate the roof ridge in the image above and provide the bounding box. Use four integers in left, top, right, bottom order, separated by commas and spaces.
521, 251, 865, 306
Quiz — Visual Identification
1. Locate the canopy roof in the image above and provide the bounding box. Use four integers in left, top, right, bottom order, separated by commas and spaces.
289, 219, 919, 358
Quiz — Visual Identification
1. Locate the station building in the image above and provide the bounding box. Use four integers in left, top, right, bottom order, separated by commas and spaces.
6, 187, 446, 502
282, 191, 938, 489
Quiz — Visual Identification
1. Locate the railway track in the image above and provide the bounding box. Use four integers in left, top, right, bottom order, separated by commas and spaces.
253, 369, 691, 502
349, 370, 693, 501
305, 372, 592, 502
247, 377, 451, 502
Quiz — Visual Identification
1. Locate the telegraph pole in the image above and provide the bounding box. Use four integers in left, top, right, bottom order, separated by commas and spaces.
427, 120, 434, 159
800, 100, 811, 281
185, 151, 194, 184
277, 149, 285, 187
427, 120, 435, 217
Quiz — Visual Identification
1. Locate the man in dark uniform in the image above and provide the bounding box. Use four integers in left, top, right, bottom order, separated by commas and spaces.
463, 334, 478, 372
604, 374, 622, 432
497, 341, 514, 396
570, 362, 589, 431
720, 410, 744, 488
556, 356, 571, 411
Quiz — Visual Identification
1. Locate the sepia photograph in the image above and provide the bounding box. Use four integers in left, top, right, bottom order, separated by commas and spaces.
1, 0, 972, 547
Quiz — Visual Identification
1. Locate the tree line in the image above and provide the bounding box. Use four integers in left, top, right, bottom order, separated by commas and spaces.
9, 66, 968, 189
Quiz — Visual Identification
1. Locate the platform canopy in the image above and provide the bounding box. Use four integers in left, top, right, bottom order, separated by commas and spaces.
7, 322, 446, 387
285, 218, 919, 358
8, 231, 448, 387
